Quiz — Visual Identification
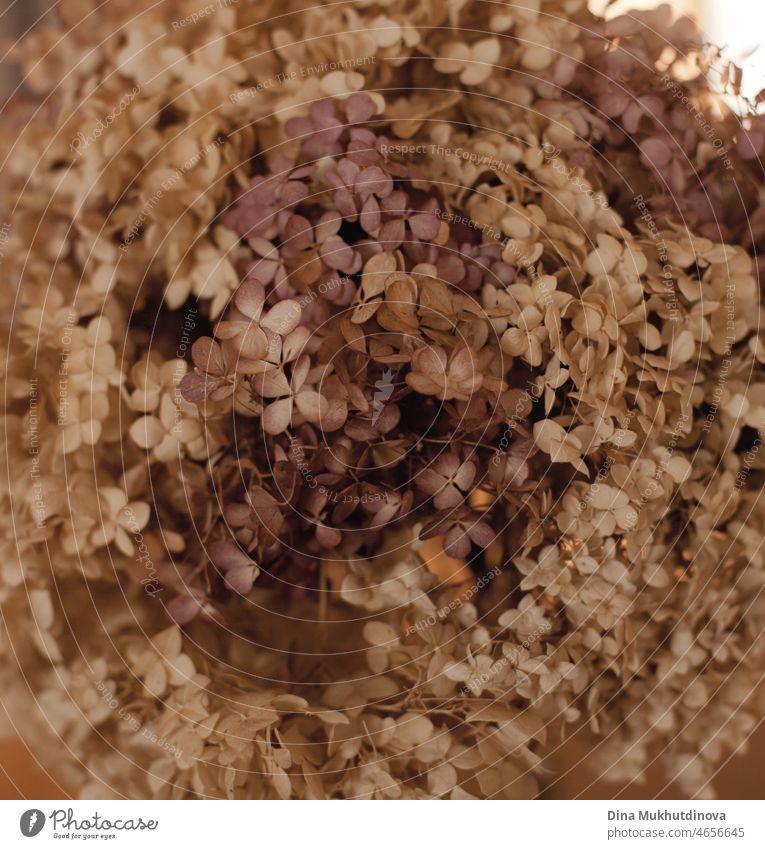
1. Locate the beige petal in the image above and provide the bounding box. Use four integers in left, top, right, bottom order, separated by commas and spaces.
130, 415, 165, 449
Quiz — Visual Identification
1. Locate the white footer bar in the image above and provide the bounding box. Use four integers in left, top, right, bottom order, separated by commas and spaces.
2, 800, 762, 849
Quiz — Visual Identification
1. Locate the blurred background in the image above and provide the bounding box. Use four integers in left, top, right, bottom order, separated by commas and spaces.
0, 0, 762, 800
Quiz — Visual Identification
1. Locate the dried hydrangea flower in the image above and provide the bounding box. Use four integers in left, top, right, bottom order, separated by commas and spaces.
3, 0, 765, 803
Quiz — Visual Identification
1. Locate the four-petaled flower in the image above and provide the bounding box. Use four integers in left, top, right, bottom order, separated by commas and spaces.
416, 452, 477, 509
406, 344, 483, 401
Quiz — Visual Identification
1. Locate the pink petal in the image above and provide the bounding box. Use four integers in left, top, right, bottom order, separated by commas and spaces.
314, 211, 342, 243
255, 368, 291, 398
346, 92, 376, 124
433, 453, 460, 477
310, 99, 337, 127
640, 137, 672, 169
316, 523, 343, 548
167, 594, 203, 625
284, 116, 313, 139
180, 371, 222, 403
434, 487, 464, 510
283, 214, 314, 252
359, 195, 381, 234
262, 397, 293, 434
334, 188, 358, 219
282, 326, 310, 363
290, 354, 311, 391
215, 319, 248, 341
598, 89, 630, 118
436, 254, 466, 284
378, 218, 405, 250
410, 212, 440, 241
234, 281, 266, 320
320, 235, 354, 271
295, 389, 329, 422
381, 191, 407, 215
244, 255, 278, 285
304, 132, 343, 160
416, 467, 446, 495
261, 299, 302, 335
469, 520, 496, 548
191, 337, 226, 376
453, 460, 476, 490
224, 564, 259, 594
357, 166, 392, 199
320, 397, 348, 431
444, 526, 471, 559
337, 158, 360, 187
238, 325, 269, 360
209, 540, 251, 571
281, 181, 309, 209
738, 131, 764, 160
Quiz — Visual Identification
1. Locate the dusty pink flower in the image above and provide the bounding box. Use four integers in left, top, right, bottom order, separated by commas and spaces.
209, 540, 260, 594
416, 452, 477, 509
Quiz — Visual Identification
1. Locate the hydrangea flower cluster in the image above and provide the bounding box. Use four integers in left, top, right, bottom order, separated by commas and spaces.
171, 95, 535, 618
1, 0, 764, 801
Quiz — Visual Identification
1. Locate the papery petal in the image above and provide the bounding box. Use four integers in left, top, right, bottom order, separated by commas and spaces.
416, 466, 447, 494
290, 354, 311, 391
167, 594, 204, 625
453, 460, 476, 490
381, 190, 407, 215
224, 564, 259, 594
262, 397, 293, 434
283, 214, 315, 252
191, 337, 226, 376
215, 319, 248, 341
640, 137, 672, 169
320, 235, 355, 271
316, 523, 343, 548
180, 371, 223, 402
261, 299, 302, 335
209, 540, 252, 571
334, 188, 358, 219
357, 166, 392, 199
314, 211, 342, 243
337, 158, 360, 187
284, 116, 313, 139
238, 325, 270, 360
359, 195, 381, 234
282, 326, 311, 362
234, 281, 266, 320
295, 389, 329, 422
444, 525, 471, 559
378, 218, 405, 251
412, 344, 448, 377
409, 212, 440, 241
255, 368, 292, 398
434, 487, 465, 510
280, 179, 309, 207
130, 415, 165, 449
469, 520, 496, 548
346, 92, 376, 124
320, 397, 348, 431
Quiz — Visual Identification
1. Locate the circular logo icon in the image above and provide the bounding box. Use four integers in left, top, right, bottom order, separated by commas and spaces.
20, 810, 46, 837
